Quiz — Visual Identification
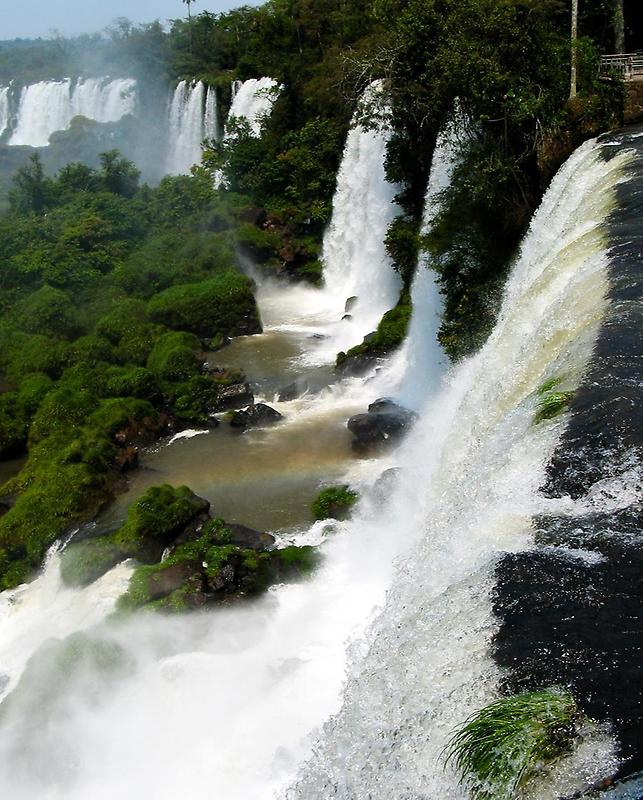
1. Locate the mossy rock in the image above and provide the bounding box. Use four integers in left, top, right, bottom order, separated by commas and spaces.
147, 272, 262, 340
311, 486, 359, 521
60, 536, 125, 588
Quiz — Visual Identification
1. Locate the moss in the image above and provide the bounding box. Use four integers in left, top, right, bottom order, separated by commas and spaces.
147, 272, 261, 340
146, 331, 203, 381
235, 222, 281, 262
10, 284, 80, 339
297, 259, 323, 285
311, 486, 359, 521
336, 292, 411, 372
272, 545, 318, 576
60, 536, 124, 587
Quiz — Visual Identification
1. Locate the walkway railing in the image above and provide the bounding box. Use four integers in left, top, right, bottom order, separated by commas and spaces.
600, 53, 643, 81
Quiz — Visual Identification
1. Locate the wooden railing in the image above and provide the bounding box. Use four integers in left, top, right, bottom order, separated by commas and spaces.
600, 53, 643, 81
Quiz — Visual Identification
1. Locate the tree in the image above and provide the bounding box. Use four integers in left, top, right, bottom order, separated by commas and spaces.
570, 0, 579, 99
182, 0, 196, 21
9, 154, 51, 214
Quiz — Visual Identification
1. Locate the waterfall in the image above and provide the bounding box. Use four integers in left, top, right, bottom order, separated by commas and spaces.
394, 108, 466, 408
289, 136, 632, 799
204, 85, 222, 142
311, 80, 401, 360
0, 87, 9, 138
0, 133, 637, 800
8, 78, 137, 147
165, 80, 207, 175
226, 77, 280, 137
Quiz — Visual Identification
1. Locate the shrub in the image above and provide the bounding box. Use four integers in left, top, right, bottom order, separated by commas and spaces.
443, 688, 584, 800
11, 285, 80, 339
311, 486, 359, 520
147, 331, 203, 381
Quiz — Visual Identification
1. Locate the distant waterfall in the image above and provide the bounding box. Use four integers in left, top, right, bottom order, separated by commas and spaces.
0, 87, 9, 138
204, 85, 222, 142
315, 80, 402, 358
226, 77, 280, 137
395, 109, 465, 408
9, 78, 137, 147
165, 80, 206, 175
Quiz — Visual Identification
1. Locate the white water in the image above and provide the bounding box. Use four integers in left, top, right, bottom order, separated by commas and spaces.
226, 77, 280, 137
0, 136, 631, 800
393, 110, 466, 409
0, 87, 9, 138
165, 80, 207, 175
204, 85, 222, 142
9, 78, 137, 147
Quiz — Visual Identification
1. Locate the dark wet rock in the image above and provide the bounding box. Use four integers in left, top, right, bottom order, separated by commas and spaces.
345, 296, 358, 312
230, 403, 283, 430
309, 333, 327, 341
563, 772, 643, 798
225, 523, 275, 551
347, 399, 417, 450
144, 561, 206, 604
215, 382, 254, 411
277, 380, 308, 402
114, 445, 139, 471
342, 314, 353, 322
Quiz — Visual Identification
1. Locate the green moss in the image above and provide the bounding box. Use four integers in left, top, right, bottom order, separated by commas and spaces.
105, 366, 160, 401
297, 259, 323, 285
235, 222, 281, 262
336, 292, 411, 371
60, 536, 124, 587
11, 285, 80, 339
444, 688, 583, 800
147, 331, 203, 381
147, 272, 261, 340
311, 486, 359, 521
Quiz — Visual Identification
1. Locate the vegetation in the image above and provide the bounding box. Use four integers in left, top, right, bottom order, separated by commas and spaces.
444, 688, 584, 799
534, 377, 573, 423
311, 485, 359, 521
0, 152, 261, 589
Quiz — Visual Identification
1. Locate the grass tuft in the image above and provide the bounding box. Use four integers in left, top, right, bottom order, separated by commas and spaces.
443, 688, 583, 799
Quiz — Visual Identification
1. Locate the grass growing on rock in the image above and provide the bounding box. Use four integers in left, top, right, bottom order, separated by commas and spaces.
534, 378, 573, 424
443, 688, 584, 800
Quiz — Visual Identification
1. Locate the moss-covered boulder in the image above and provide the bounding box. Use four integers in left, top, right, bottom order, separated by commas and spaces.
147, 272, 262, 340
336, 292, 411, 376
60, 484, 210, 587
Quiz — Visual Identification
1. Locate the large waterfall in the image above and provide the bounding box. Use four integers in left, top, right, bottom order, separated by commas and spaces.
8, 78, 137, 147
0, 128, 638, 800
165, 80, 207, 176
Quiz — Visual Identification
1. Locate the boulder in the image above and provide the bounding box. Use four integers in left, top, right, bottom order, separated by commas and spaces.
225, 522, 276, 551
216, 382, 254, 410
144, 561, 206, 604
277, 379, 308, 402
347, 399, 417, 450
345, 296, 358, 312
230, 403, 283, 430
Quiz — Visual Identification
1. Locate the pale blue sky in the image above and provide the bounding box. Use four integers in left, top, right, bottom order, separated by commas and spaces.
2, 0, 265, 40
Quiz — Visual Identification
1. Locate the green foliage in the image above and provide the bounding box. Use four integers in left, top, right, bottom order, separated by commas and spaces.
311, 486, 359, 521
10, 285, 80, 338
147, 273, 261, 340
444, 688, 583, 800
337, 292, 412, 370
147, 331, 203, 381
534, 391, 573, 424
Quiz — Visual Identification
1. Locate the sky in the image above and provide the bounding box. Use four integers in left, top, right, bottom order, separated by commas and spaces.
2, 0, 265, 41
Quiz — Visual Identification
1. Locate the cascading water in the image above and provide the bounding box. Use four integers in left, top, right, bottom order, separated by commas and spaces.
226, 77, 280, 137
204, 85, 222, 142
392, 110, 466, 409
300, 81, 402, 363
165, 80, 207, 175
0, 87, 9, 138
288, 136, 632, 799
8, 78, 137, 147
0, 129, 636, 800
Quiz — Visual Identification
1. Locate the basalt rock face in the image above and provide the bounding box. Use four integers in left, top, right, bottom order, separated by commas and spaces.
493, 129, 643, 778
347, 398, 417, 451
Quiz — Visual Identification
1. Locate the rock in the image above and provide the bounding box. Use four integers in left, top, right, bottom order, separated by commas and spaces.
114, 445, 139, 471
342, 314, 353, 322
230, 403, 283, 430
215, 382, 254, 411
277, 379, 308, 402
347, 400, 417, 450
225, 523, 275, 551
373, 467, 401, 501
144, 561, 206, 604
345, 296, 358, 312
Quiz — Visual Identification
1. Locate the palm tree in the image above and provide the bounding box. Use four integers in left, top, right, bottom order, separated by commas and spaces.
570, 0, 578, 100
182, 0, 196, 21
